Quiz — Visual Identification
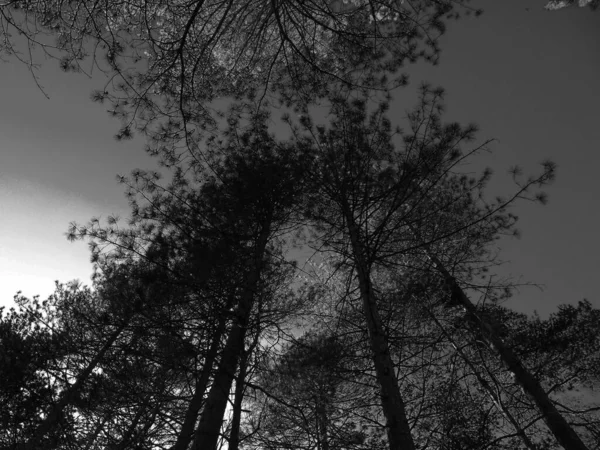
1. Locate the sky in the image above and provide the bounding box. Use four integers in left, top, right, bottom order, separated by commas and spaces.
0, 0, 598, 318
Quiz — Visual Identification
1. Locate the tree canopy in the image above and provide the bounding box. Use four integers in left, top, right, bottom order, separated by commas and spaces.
1, 1, 598, 449
0, 0, 481, 153
3, 89, 598, 449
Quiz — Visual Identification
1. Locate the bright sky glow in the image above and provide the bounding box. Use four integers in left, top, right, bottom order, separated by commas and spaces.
0, 177, 95, 308
0, 50, 148, 311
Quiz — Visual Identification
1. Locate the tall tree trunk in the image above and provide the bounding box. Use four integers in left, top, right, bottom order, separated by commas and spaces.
344, 208, 415, 450
171, 309, 230, 450
230, 313, 262, 450
192, 227, 270, 450
191, 295, 253, 450
427, 253, 589, 450
25, 317, 130, 450
228, 346, 249, 450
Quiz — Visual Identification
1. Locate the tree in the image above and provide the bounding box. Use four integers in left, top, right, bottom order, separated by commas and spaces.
4, 260, 187, 449
290, 258, 541, 449
288, 88, 490, 449
0, 295, 66, 448
294, 253, 599, 449
0, 0, 481, 155
0, 229, 220, 449
478, 300, 600, 446
64, 116, 313, 450
294, 93, 430, 449
3, 75, 592, 450
283, 82, 591, 449
243, 329, 383, 450
76, 258, 192, 450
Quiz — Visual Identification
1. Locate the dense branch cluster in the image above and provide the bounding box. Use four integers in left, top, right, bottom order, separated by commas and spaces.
2, 90, 597, 450
1, 0, 480, 151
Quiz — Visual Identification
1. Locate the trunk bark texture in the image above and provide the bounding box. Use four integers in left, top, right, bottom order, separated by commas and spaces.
228, 347, 248, 450
192, 227, 270, 450
344, 210, 415, 450
171, 310, 229, 450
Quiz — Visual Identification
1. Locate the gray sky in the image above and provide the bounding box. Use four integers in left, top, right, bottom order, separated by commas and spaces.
392, 0, 600, 317
0, 0, 598, 318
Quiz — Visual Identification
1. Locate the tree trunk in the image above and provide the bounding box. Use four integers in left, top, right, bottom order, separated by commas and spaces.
192, 228, 270, 450
344, 209, 415, 450
428, 253, 589, 450
171, 309, 230, 450
228, 346, 248, 450
354, 268, 415, 450
191, 298, 252, 450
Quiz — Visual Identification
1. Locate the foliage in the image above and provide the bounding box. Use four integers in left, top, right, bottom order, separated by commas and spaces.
482, 300, 600, 444
0, 296, 65, 448
243, 329, 385, 450
0, 0, 483, 163
1, 79, 596, 450
1, 0, 597, 447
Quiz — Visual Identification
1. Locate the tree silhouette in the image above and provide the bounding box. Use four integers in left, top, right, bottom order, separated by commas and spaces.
2, 80, 596, 450
63, 116, 312, 450
242, 328, 385, 450
281, 84, 590, 449
0, 0, 482, 159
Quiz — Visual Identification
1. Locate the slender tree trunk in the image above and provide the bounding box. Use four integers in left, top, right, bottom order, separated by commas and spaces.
228, 346, 249, 450
427, 253, 589, 450
354, 267, 415, 450
171, 310, 230, 450
25, 317, 130, 450
192, 227, 270, 450
230, 313, 262, 450
191, 296, 252, 450
344, 208, 415, 450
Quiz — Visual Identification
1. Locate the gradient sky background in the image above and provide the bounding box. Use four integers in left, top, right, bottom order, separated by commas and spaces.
0, 0, 598, 318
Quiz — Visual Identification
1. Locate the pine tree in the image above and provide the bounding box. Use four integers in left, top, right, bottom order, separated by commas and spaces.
285, 84, 589, 449
0, 0, 483, 162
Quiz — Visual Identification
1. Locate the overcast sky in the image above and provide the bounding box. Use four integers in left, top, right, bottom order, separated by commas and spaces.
0, 0, 598, 318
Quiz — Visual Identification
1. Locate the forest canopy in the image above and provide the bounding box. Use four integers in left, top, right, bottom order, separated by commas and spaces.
0, 1, 598, 450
